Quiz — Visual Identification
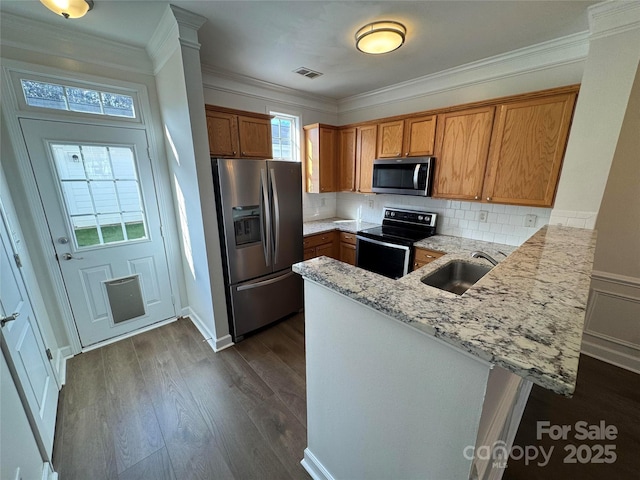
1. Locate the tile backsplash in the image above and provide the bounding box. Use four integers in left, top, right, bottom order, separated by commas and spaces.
336, 193, 552, 246
303, 191, 597, 246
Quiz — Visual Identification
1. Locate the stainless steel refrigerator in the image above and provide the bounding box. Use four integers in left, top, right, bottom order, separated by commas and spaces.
212, 158, 303, 342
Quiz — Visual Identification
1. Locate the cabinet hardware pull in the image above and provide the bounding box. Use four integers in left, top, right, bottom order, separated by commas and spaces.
486, 197, 492, 201
474, 195, 479, 200
233, 151, 237, 155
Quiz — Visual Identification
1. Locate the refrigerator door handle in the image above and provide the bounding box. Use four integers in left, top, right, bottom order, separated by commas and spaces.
270, 167, 280, 265
260, 168, 272, 267
236, 271, 296, 291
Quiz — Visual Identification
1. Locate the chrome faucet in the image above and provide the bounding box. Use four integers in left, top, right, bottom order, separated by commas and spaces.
470, 251, 499, 266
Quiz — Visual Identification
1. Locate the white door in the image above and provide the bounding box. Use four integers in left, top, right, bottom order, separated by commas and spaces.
0, 207, 58, 461
20, 119, 176, 346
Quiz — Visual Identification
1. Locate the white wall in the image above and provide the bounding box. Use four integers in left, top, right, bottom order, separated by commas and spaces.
582, 60, 640, 373
150, 6, 232, 350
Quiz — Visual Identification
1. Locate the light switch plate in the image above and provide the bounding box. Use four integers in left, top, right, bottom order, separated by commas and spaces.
525, 214, 537, 228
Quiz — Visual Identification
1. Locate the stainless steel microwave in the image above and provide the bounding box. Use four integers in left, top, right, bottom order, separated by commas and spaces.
371, 157, 435, 196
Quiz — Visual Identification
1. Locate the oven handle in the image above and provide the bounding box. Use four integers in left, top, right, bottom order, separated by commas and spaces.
356, 235, 411, 252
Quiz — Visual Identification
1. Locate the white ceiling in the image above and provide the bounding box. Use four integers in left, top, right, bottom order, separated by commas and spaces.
0, 0, 597, 99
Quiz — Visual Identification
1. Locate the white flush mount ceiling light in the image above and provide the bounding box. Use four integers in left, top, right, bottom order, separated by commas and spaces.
355, 20, 406, 55
40, 0, 94, 19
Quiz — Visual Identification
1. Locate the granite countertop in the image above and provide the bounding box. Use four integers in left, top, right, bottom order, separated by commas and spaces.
303, 217, 379, 236
293, 225, 597, 396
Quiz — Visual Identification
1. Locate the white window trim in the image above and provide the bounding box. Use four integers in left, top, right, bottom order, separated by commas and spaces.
270, 111, 300, 162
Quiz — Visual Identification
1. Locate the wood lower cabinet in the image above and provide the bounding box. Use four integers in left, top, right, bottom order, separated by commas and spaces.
483, 93, 577, 207
339, 232, 357, 265
356, 124, 378, 193
303, 231, 338, 260
412, 247, 445, 271
304, 124, 337, 193
206, 105, 272, 158
432, 106, 496, 201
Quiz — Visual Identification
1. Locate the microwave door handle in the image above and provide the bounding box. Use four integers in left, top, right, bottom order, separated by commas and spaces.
260, 168, 271, 267
269, 168, 280, 265
413, 164, 420, 190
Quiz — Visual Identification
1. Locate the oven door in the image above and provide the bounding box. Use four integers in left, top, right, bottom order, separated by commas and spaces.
356, 236, 411, 279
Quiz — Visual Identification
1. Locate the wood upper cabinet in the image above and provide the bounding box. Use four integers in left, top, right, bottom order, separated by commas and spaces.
206, 105, 272, 159
338, 127, 357, 192
355, 124, 378, 193
404, 115, 437, 156
432, 106, 496, 200
206, 110, 238, 157
304, 124, 337, 193
377, 115, 436, 158
483, 93, 577, 207
377, 120, 404, 158
237, 116, 272, 158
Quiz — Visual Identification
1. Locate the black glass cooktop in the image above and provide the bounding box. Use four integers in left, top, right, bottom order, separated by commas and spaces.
357, 225, 435, 246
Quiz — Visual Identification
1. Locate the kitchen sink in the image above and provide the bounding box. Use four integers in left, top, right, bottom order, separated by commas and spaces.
421, 261, 492, 295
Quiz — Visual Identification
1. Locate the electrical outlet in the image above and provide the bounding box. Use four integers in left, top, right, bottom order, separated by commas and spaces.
478, 210, 489, 223
368, 199, 374, 208
320, 198, 326, 207
525, 214, 537, 228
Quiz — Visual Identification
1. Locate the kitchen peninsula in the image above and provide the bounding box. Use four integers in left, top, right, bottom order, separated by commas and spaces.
294, 225, 596, 480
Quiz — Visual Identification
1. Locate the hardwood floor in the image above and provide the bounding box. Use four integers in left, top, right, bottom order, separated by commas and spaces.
54, 314, 639, 479
504, 355, 640, 479
53, 314, 310, 480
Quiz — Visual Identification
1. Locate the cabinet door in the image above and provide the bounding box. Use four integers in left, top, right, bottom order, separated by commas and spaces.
483, 93, 576, 207
207, 111, 239, 157
404, 115, 437, 156
339, 127, 357, 192
319, 127, 337, 193
356, 124, 378, 193
340, 242, 356, 265
238, 115, 272, 158
377, 120, 404, 158
316, 242, 335, 258
303, 247, 316, 260
432, 107, 495, 200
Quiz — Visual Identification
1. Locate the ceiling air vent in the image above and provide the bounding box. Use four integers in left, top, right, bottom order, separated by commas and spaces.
294, 67, 323, 79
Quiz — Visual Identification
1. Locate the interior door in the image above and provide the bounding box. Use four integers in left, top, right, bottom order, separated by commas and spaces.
0, 208, 58, 461
20, 119, 176, 347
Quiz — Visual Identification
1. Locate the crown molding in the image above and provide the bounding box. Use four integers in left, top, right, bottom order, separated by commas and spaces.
0, 12, 153, 75
201, 65, 338, 115
588, 0, 640, 40
337, 31, 589, 115
147, 5, 180, 75
170, 5, 206, 49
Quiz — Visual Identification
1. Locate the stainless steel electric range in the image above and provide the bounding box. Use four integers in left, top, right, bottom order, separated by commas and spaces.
356, 207, 437, 279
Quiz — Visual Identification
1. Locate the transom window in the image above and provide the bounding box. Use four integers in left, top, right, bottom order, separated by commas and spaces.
271, 112, 300, 162
51, 143, 148, 248
21, 79, 136, 118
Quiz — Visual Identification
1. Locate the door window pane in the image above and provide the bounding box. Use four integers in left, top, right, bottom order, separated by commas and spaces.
51, 143, 148, 248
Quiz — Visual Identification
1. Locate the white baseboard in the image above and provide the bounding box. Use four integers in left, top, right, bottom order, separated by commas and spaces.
182, 307, 234, 353
581, 334, 640, 374
301, 448, 335, 480
54, 346, 73, 386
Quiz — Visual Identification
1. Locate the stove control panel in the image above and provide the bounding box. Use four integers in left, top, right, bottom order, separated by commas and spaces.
383, 207, 437, 227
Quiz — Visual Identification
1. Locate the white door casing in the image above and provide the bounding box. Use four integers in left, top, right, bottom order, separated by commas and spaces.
0, 207, 58, 461
20, 119, 176, 346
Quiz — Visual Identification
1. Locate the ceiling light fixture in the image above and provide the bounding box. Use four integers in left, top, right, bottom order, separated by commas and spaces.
40, 0, 94, 19
355, 20, 406, 55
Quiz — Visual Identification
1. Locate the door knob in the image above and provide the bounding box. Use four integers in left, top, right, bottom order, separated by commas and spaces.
61, 253, 83, 260
1, 312, 19, 327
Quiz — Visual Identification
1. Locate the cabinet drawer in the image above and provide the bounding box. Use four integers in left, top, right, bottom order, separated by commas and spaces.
414, 248, 445, 264
304, 231, 337, 249
339, 232, 357, 245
